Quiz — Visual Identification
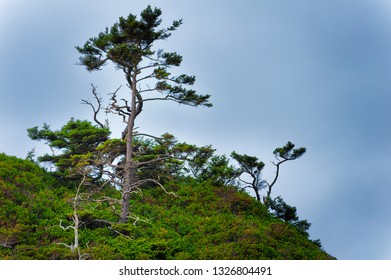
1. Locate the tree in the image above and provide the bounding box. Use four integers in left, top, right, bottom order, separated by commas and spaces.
231, 141, 306, 208
266, 141, 306, 206
198, 155, 241, 187
27, 118, 110, 180
76, 6, 211, 222
185, 147, 241, 186
230, 152, 265, 202
186, 145, 215, 178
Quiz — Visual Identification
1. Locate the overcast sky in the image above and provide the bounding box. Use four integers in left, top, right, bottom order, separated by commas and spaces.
1, 0, 391, 260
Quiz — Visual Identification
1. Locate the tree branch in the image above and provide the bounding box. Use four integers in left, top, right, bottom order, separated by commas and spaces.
0, 239, 14, 248
108, 226, 134, 238
133, 132, 166, 141
81, 84, 106, 128
127, 213, 152, 226
133, 177, 179, 198
106, 85, 130, 123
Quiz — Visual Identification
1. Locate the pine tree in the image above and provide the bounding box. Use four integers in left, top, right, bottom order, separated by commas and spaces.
76, 6, 211, 222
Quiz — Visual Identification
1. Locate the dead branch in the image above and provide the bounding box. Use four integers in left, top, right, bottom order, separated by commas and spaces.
133, 132, 166, 141
81, 84, 106, 129
136, 155, 170, 167
131, 177, 179, 198
127, 213, 152, 226
0, 239, 14, 248
108, 226, 134, 239
93, 196, 121, 205
106, 85, 132, 124
58, 220, 75, 231
56, 174, 86, 256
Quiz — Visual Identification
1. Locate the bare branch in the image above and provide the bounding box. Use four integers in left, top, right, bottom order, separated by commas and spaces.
58, 220, 75, 231
142, 96, 172, 102
56, 173, 87, 255
81, 84, 106, 128
93, 196, 120, 205
138, 87, 159, 95
127, 213, 152, 226
123, 185, 143, 196
0, 239, 14, 248
238, 177, 252, 186
136, 72, 155, 83
133, 133, 166, 141
106, 85, 131, 124
56, 242, 74, 250
133, 177, 179, 198
136, 155, 171, 167
108, 226, 134, 239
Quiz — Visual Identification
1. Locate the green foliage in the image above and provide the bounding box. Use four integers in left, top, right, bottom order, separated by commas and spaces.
0, 154, 333, 260
27, 118, 110, 178
0, 154, 73, 259
269, 196, 312, 238
76, 5, 211, 108
273, 141, 306, 161
231, 151, 266, 202
231, 152, 266, 173
231, 141, 306, 207
269, 196, 299, 222
198, 155, 241, 186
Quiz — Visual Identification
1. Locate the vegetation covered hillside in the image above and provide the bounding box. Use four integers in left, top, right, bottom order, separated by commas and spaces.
0, 153, 334, 260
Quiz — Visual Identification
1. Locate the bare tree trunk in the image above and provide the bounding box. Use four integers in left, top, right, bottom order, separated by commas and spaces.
72, 185, 80, 251
119, 67, 138, 223
57, 175, 88, 259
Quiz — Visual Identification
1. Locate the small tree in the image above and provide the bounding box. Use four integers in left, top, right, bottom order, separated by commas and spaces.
230, 152, 265, 202
76, 6, 211, 222
198, 155, 241, 186
266, 141, 306, 206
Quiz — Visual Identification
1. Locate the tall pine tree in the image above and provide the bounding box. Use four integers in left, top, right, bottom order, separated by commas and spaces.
76, 6, 211, 222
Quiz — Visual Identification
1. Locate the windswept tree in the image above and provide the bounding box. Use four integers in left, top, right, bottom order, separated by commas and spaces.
76, 6, 211, 222
232, 141, 306, 208
266, 141, 306, 205
230, 152, 265, 202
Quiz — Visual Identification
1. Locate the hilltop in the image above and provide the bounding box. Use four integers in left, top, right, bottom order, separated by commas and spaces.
0, 153, 334, 260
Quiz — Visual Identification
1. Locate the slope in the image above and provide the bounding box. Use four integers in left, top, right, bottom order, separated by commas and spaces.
0, 153, 334, 259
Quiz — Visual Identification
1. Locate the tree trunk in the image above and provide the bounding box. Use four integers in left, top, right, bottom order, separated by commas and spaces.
253, 187, 261, 202
119, 164, 136, 222
119, 67, 138, 223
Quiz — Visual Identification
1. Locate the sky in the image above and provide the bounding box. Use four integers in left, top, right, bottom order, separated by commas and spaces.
1, 0, 391, 260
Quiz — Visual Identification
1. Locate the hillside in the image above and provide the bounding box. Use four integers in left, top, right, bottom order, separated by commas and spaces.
0, 153, 334, 260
